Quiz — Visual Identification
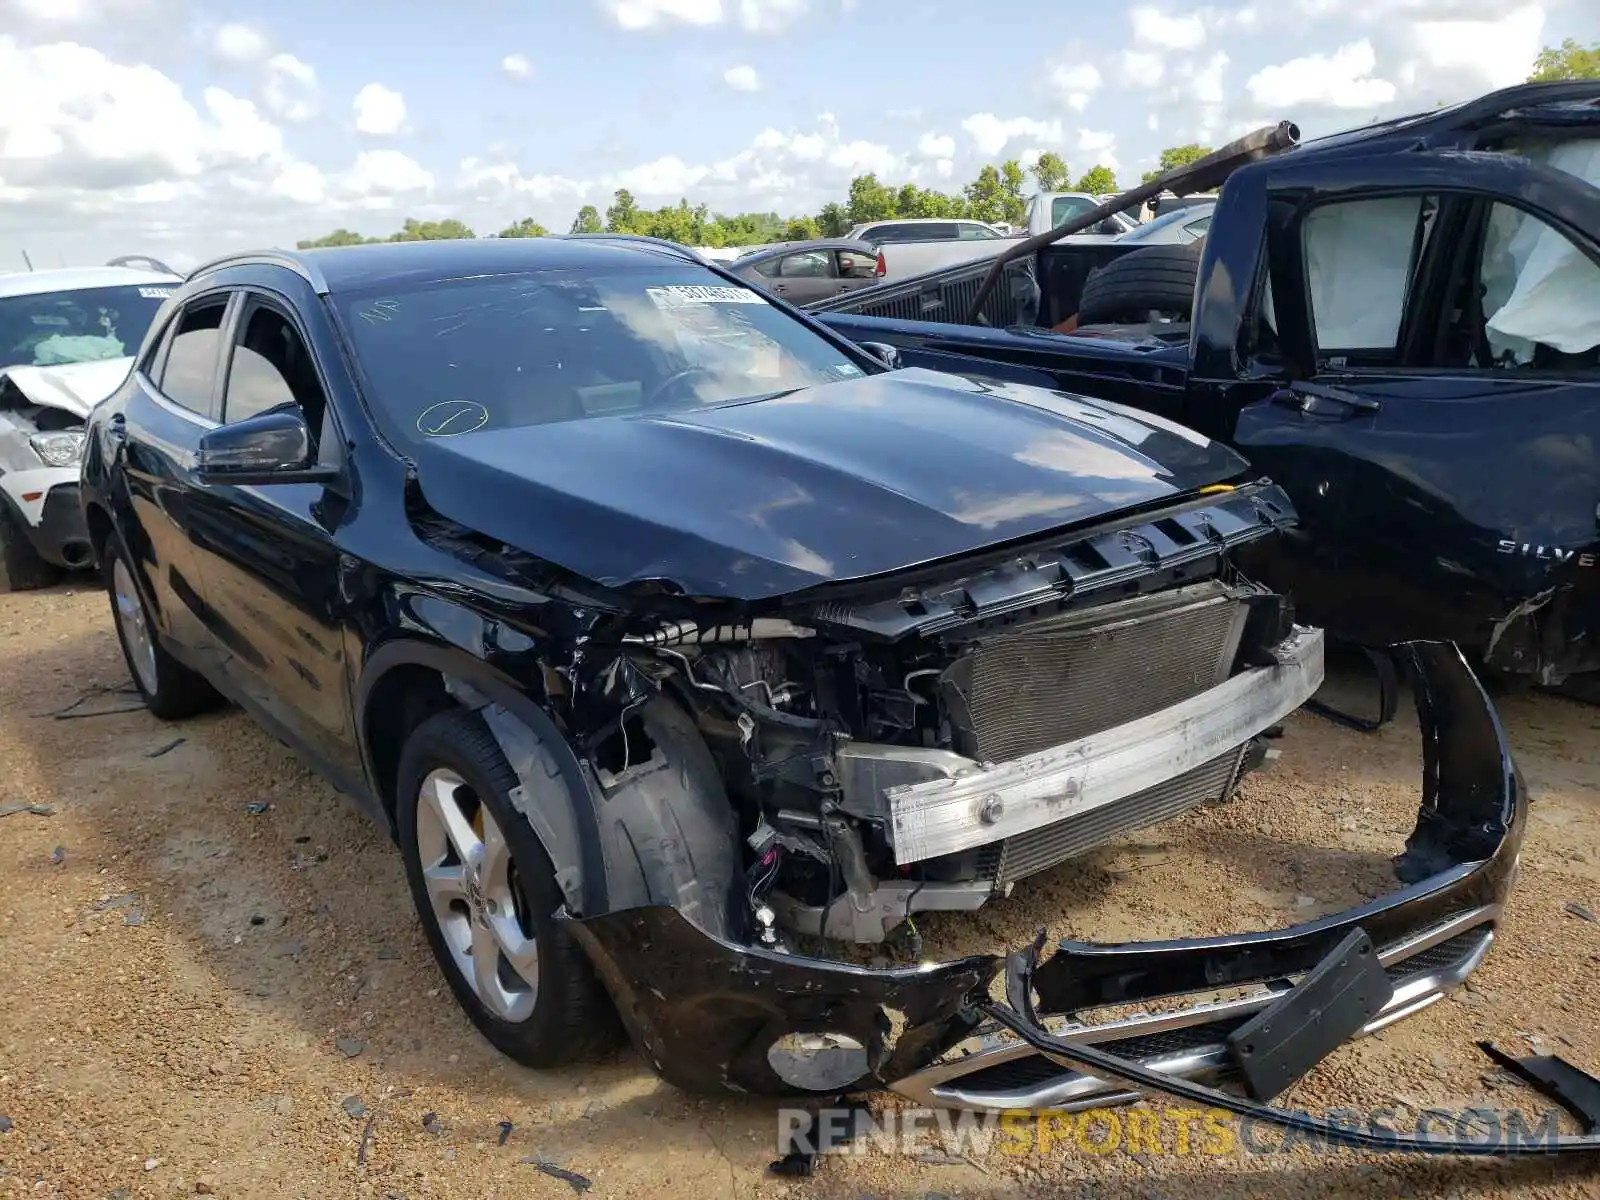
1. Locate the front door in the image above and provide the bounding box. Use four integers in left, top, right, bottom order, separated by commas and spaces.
109, 291, 236, 674
185, 289, 365, 786
1251, 152, 1600, 680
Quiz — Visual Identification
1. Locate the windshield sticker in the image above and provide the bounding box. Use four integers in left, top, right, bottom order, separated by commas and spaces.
834, 363, 864, 377
417, 399, 489, 437
359, 298, 402, 325
646, 285, 768, 308
137, 287, 174, 300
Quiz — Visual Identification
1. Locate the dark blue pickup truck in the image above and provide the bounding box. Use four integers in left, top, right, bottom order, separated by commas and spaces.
808, 81, 1600, 693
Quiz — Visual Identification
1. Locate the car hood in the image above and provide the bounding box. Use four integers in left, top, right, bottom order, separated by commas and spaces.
0, 357, 133, 419
410, 367, 1250, 601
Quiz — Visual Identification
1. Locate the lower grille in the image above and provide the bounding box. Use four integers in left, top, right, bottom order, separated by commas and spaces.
941, 581, 1248, 764
996, 749, 1245, 885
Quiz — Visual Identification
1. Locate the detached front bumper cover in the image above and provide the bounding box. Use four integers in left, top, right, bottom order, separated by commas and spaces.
568, 641, 1600, 1155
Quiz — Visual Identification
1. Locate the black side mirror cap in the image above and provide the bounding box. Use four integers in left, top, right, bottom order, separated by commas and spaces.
196, 408, 338, 486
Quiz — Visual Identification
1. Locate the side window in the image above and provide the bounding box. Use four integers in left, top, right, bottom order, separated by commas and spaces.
750, 257, 781, 279
158, 299, 228, 417
1301, 195, 1434, 364
1477, 202, 1600, 370
957, 223, 999, 240
837, 250, 878, 279
222, 305, 330, 431
778, 250, 834, 278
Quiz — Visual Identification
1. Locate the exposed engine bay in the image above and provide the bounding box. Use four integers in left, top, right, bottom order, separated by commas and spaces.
603, 482, 1314, 944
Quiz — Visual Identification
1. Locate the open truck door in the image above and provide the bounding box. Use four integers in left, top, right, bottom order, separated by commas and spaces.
1215, 148, 1600, 685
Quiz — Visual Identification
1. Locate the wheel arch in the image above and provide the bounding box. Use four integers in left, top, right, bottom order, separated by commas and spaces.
356, 638, 612, 916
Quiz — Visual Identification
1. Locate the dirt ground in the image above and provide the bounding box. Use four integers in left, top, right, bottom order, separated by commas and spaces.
1, 583, 1597, 1200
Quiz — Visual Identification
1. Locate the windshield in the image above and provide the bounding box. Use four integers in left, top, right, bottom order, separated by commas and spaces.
0, 283, 173, 369
337, 268, 871, 447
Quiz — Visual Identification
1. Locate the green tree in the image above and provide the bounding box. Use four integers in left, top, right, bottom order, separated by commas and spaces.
999, 159, 1027, 225
605, 189, 641, 233
1075, 165, 1118, 194
569, 205, 604, 234
1031, 151, 1071, 193
296, 228, 378, 249
816, 202, 851, 237
782, 216, 821, 241
962, 164, 1008, 224
497, 217, 548, 238
891, 182, 963, 219
1528, 39, 1600, 81
387, 217, 475, 242
846, 173, 898, 223
1141, 143, 1212, 184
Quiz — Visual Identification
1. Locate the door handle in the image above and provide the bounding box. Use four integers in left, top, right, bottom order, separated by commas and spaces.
1270, 381, 1380, 418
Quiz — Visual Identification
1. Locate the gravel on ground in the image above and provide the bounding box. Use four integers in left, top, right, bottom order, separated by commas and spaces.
0, 584, 1596, 1199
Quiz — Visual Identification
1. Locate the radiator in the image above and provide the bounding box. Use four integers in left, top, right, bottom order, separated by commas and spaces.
939, 580, 1250, 765
993, 747, 1247, 885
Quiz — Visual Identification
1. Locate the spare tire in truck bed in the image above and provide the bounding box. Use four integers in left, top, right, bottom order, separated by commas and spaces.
1076, 242, 1202, 325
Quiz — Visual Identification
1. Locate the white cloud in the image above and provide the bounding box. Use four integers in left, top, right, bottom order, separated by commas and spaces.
0, 35, 286, 190
1393, 6, 1546, 95
7, 0, 94, 20
1048, 62, 1103, 111
737, 0, 806, 33
458, 157, 590, 202
917, 131, 955, 158
212, 22, 267, 64
352, 82, 406, 136
1076, 128, 1120, 173
500, 53, 533, 80
1130, 6, 1206, 50
598, 0, 807, 32
723, 64, 760, 91
614, 155, 710, 195
1116, 49, 1166, 86
341, 149, 432, 199
263, 53, 317, 122
1247, 40, 1396, 109
960, 113, 1064, 157
270, 160, 326, 205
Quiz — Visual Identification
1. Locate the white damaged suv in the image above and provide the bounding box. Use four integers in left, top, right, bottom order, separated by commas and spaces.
0, 257, 181, 590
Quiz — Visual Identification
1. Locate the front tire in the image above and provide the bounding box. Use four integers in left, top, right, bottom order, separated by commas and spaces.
397, 708, 616, 1067
105, 535, 220, 719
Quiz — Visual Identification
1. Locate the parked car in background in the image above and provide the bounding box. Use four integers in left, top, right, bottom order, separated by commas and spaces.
1117, 200, 1215, 245
0, 256, 181, 590
726, 237, 883, 303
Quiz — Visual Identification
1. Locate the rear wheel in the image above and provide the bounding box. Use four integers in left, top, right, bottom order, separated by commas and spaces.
0, 501, 60, 593
105, 536, 220, 719
397, 708, 617, 1066
1077, 242, 1202, 326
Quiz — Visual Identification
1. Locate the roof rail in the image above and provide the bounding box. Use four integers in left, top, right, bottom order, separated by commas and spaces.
559, 233, 708, 265
185, 249, 329, 293
106, 255, 178, 276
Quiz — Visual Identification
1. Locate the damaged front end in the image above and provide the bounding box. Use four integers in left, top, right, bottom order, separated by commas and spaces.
542, 478, 1535, 1116
567, 638, 1537, 1127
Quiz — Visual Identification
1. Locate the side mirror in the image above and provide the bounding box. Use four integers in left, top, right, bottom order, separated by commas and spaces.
196, 409, 337, 486
1097, 219, 1123, 235
858, 342, 902, 370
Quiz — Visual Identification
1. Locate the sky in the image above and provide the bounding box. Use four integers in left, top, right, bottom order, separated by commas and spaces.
1, 0, 1597, 270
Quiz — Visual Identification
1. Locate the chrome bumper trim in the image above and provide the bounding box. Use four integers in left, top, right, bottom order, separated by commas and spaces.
883, 626, 1325, 865
891, 904, 1499, 1111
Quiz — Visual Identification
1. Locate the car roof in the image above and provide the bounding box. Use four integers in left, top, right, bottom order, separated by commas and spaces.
194, 236, 722, 296
0, 265, 181, 298
734, 238, 878, 263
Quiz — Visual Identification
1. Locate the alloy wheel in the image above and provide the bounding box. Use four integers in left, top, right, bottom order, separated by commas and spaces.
414, 767, 541, 1022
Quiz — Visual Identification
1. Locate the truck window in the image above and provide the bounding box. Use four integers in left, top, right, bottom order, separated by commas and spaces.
1301, 195, 1434, 364
1050, 196, 1097, 227
1477, 202, 1600, 370
957, 223, 1000, 240
869, 223, 958, 243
